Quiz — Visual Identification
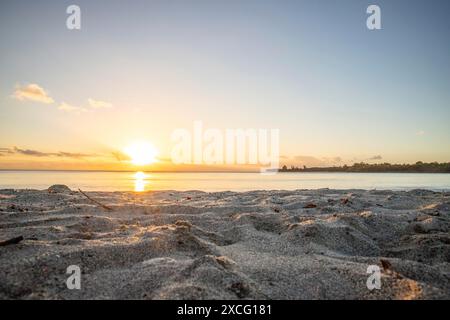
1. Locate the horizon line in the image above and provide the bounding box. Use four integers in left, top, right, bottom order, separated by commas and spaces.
0, 169, 260, 173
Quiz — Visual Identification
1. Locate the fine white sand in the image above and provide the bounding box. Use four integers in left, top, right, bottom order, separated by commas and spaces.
0, 186, 449, 299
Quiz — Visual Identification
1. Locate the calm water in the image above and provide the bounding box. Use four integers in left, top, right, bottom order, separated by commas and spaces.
0, 171, 449, 192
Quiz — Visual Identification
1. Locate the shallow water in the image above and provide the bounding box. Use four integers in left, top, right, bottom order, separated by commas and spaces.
0, 171, 449, 192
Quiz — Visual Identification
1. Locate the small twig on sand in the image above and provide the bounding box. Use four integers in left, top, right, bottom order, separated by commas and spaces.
380, 259, 392, 271
0, 236, 24, 246
78, 189, 113, 211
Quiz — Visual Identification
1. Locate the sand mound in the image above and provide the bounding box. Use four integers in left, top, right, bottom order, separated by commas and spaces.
47, 185, 72, 194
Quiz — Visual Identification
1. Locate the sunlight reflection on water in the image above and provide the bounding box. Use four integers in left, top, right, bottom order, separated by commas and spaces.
134, 171, 147, 192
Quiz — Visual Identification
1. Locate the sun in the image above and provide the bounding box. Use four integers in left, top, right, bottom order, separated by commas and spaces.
124, 141, 158, 166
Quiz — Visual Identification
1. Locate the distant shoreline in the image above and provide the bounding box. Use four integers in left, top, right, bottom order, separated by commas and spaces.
279, 162, 450, 174
279, 171, 450, 174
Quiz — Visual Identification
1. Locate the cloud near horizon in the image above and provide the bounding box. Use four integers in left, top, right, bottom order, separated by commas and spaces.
12, 83, 54, 104
1, 146, 138, 163
111, 151, 132, 162
290, 155, 341, 167
0, 147, 97, 159
13, 147, 49, 157
367, 155, 383, 161
55, 151, 96, 159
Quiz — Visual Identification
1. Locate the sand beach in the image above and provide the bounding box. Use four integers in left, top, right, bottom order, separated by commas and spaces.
0, 186, 448, 299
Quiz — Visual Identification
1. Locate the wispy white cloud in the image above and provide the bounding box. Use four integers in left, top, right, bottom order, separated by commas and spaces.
416, 130, 425, 136
11, 83, 113, 114
12, 83, 54, 104
88, 98, 113, 109
58, 102, 87, 113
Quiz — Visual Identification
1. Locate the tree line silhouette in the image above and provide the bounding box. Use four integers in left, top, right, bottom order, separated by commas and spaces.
280, 162, 450, 173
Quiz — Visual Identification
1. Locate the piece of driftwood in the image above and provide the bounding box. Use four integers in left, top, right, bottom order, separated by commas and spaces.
380, 258, 392, 271
0, 236, 24, 246
78, 189, 113, 211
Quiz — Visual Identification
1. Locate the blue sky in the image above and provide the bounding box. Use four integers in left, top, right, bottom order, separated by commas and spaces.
0, 0, 449, 169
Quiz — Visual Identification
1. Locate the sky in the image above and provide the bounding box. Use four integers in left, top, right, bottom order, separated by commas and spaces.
0, 0, 449, 171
